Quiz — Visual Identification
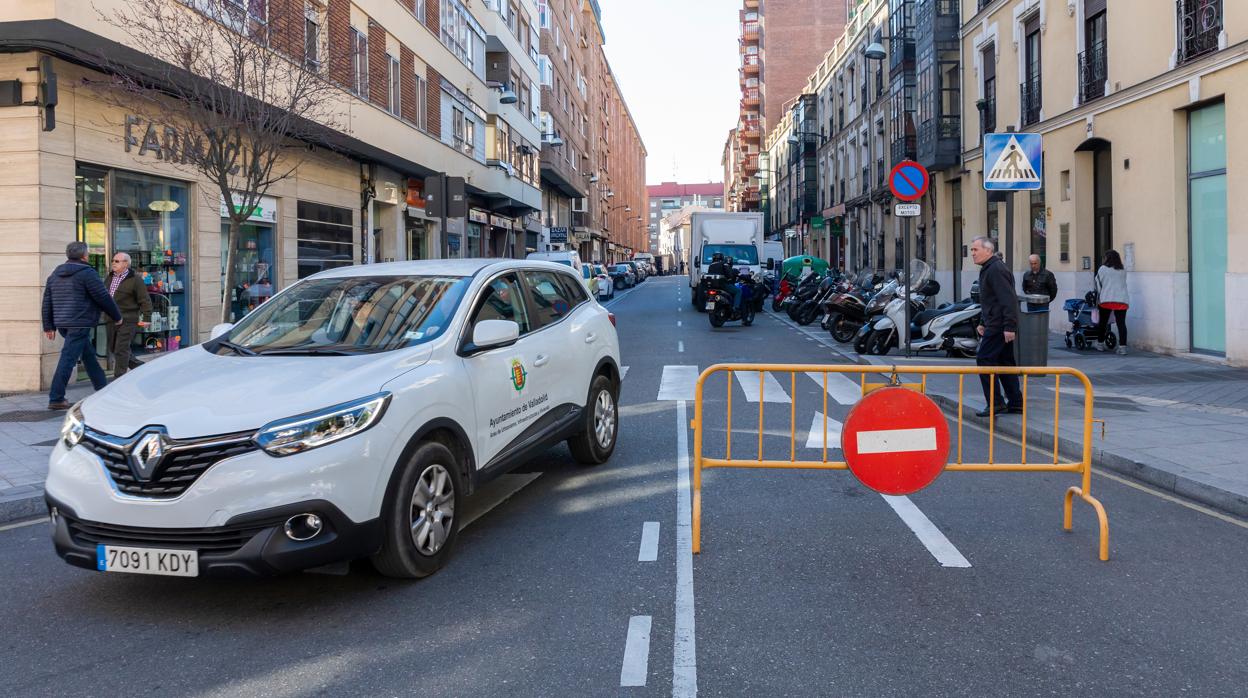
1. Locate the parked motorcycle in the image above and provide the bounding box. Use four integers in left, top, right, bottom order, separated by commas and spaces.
783, 272, 825, 321
794, 273, 847, 326
771, 273, 797, 312
822, 269, 879, 342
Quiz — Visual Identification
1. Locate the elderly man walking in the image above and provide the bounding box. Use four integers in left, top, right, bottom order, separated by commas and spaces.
104, 252, 151, 378
971, 236, 1023, 417
42, 241, 122, 410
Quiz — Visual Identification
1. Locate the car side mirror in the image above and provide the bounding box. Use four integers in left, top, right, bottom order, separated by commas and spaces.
209, 323, 234, 340
766, 258, 776, 270
694, 258, 701, 269
466, 320, 520, 354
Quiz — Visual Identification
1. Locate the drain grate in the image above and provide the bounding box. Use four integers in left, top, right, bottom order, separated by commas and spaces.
0, 410, 63, 423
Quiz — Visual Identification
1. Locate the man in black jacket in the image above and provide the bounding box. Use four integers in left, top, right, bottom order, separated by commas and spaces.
104, 252, 152, 379
705, 253, 741, 309
972, 236, 1022, 417
42, 242, 123, 410
1022, 254, 1058, 311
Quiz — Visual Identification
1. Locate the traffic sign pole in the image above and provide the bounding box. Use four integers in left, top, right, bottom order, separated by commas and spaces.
888, 161, 930, 359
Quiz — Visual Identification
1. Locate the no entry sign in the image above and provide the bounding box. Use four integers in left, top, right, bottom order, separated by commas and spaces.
888, 161, 929, 202
841, 387, 950, 495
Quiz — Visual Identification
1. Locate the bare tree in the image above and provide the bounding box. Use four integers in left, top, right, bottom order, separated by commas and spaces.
93, 0, 347, 324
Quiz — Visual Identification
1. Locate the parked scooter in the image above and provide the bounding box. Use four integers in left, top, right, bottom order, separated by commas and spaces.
851, 276, 902, 354
866, 263, 982, 357
771, 273, 797, 312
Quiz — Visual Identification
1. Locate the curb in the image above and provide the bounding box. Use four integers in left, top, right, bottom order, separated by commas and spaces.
929, 394, 1248, 519
0, 489, 45, 525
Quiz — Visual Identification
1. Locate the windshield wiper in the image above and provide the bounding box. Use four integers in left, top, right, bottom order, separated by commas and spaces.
255, 347, 359, 356
217, 340, 258, 356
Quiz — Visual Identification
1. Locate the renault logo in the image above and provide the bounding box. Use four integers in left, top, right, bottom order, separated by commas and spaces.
129, 432, 168, 481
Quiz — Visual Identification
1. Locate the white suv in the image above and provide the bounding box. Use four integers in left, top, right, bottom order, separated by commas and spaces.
46, 260, 622, 579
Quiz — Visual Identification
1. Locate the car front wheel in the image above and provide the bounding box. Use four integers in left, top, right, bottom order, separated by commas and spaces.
568, 374, 618, 465
371, 442, 462, 579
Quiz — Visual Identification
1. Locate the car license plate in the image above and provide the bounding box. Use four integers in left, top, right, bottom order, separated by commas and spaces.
97, 544, 198, 577
705, 302, 715, 310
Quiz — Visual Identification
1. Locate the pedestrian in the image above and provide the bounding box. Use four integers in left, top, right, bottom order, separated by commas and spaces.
42, 241, 123, 410
1095, 249, 1130, 355
1022, 254, 1058, 311
104, 251, 152, 379
970, 236, 1023, 417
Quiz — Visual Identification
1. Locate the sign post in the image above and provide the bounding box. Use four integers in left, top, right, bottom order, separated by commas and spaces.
983, 132, 1043, 269
888, 160, 930, 358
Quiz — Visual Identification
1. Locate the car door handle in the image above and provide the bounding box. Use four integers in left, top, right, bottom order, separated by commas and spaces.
534, 354, 550, 367
584, 333, 597, 344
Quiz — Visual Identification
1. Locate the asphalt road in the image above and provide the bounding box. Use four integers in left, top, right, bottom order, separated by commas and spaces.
1, 275, 1246, 697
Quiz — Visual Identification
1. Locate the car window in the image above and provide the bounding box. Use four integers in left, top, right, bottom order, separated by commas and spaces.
523, 271, 577, 329
469, 273, 531, 336
581, 264, 592, 280
557, 271, 590, 306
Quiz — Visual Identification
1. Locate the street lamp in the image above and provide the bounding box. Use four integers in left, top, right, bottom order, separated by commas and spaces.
540, 132, 564, 147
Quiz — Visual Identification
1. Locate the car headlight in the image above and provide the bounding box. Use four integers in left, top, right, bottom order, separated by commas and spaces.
61, 403, 85, 448
255, 392, 391, 457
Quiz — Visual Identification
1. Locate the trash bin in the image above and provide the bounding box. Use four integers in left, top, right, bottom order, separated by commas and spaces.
1016, 293, 1051, 366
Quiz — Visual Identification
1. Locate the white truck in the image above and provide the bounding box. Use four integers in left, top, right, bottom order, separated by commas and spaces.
688, 211, 765, 309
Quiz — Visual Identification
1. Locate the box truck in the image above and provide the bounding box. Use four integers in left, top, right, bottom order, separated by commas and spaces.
688, 211, 765, 309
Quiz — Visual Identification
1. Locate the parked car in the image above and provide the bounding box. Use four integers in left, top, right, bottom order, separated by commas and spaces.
526, 251, 593, 296
46, 259, 622, 579
624, 261, 646, 283
610, 263, 636, 289
592, 264, 614, 300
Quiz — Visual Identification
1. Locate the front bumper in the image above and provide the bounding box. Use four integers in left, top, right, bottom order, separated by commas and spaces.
47, 495, 383, 577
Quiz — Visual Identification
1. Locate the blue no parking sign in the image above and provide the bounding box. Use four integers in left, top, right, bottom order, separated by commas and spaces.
984, 133, 1043, 190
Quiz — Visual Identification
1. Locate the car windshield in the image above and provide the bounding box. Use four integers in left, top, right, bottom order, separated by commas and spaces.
702, 244, 759, 265
614, 265, 630, 272
220, 275, 470, 355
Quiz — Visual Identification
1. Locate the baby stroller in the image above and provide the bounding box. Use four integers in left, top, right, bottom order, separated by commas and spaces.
1063, 291, 1117, 351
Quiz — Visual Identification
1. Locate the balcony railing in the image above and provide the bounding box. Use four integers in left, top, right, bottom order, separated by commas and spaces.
1020, 74, 1041, 126
1078, 42, 1108, 103
1177, 0, 1222, 64
876, 159, 885, 188
742, 22, 760, 40
742, 88, 760, 105
743, 54, 760, 72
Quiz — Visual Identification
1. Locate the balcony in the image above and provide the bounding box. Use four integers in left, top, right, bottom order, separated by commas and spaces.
1020, 74, 1041, 126
742, 88, 760, 106
1177, 0, 1223, 64
744, 0, 758, 8
743, 54, 760, 74
742, 22, 760, 41
917, 116, 961, 171
740, 123, 761, 140
744, 156, 759, 171
1078, 42, 1108, 103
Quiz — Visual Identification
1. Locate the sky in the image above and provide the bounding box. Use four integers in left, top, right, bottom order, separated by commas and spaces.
599, 0, 740, 186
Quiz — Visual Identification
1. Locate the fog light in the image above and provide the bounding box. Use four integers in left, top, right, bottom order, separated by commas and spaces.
284, 513, 323, 541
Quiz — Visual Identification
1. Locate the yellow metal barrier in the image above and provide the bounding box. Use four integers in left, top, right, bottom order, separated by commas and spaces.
690, 364, 1110, 561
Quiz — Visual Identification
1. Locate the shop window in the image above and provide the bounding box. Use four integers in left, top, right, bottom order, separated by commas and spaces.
222, 220, 275, 321
110, 171, 191, 357
296, 201, 355, 278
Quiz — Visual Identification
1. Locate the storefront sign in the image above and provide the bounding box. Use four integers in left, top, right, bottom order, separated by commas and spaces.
572, 230, 592, 243
811, 216, 825, 230
220, 193, 278, 223
469, 209, 490, 224
549, 227, 569, 243
489, 215, 513, 230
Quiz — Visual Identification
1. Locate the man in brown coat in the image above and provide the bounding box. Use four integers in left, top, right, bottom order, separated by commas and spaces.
104, 252, 151, 378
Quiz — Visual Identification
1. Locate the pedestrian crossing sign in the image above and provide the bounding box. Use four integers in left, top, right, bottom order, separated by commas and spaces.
983, 133, 1043, 190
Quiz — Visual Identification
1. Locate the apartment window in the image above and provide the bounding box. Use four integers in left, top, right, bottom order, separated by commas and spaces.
350, 28, 368, 98
464, 118, 477, 157
509, 1, 520, 36
538, 0, 550, 28
519, 77, 531, 121
980, 44, 996, 138
387, 55, 401, 116
1080, 0, 1108, 103
415, 74, 428, 130
303, 4, 322, 71
1177, 0, 1222, 64
441, 0, 485, 75
538, 55, 553, 86
452, 106, 465, 149
415, 0, 426, 21
1021, 15, 1042, 125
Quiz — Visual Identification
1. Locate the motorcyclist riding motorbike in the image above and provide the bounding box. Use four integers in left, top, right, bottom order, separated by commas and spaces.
706, 252, 742, 310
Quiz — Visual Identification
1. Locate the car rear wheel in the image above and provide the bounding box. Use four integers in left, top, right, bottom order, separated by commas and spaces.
568, 375, 618, 465
371, 442, 462, 579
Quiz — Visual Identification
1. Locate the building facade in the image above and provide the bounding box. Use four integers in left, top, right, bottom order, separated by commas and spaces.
726, 0, 848, 213
0, 0, 642, 392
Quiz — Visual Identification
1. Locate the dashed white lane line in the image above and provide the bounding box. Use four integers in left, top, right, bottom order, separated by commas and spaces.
677, 320, 682, 327
674, 400, 697, 696
621, 366, 630, 380
620, 615, 653, 687
733, 370, 791, 403
804, 411, 844, 450
805, 371, 863, 405
658, 365, 700, 401
0, 518, 47, 532
638, 521, 660, 562
678, 341, 685, 353
880, 495, 972, 568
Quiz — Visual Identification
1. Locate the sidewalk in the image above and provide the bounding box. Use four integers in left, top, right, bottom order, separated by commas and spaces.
0, 382, 97, 523
892, 336, 1248, 518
